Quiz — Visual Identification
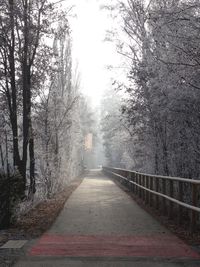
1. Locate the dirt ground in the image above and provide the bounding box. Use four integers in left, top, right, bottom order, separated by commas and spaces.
0, 177, 83, 246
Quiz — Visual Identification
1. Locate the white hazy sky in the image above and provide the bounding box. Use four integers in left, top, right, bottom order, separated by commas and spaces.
60, 0, 124, 106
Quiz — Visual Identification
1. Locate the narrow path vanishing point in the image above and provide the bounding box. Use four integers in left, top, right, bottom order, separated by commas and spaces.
14, 170, 200, 267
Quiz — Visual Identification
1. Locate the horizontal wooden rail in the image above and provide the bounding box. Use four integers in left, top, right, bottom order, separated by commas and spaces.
106, 167, 200, 184
102, 166, 200, 234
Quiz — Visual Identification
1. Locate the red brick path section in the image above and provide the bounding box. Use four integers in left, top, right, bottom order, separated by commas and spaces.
29, 234, 200, 259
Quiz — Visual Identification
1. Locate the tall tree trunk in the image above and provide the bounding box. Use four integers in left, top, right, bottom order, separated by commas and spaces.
5, 131, 10, 178
8, 0, 21, 172
22, 0, 36, 197
0, 144, 4, 170
22, 0, 29, 191
28, 124, 35, 198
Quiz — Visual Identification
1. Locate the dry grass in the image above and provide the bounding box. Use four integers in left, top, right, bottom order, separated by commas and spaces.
15, 178, 83, 238
0, 177, 83, 243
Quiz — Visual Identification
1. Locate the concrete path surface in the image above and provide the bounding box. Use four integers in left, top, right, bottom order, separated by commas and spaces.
14, 170, 200, 266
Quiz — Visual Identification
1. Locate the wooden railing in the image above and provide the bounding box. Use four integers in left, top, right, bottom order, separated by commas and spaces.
102, 166, 200, 233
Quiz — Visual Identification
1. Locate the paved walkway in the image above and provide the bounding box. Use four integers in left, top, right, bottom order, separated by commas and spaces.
14, 170, 200, 266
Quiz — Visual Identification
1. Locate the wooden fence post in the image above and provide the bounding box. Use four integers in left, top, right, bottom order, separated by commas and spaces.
142, 175, 145, 201
136, 173, 138, 195
162, 179, 166, 214
150, 176, 153, 206
178, 181, 183, 225
139, 174, 142, 198
156, 178, 159, 210
169, 180, 173, 219
132, 172, 135, 193
190, 184, 198, 234
145, 176, 149, 205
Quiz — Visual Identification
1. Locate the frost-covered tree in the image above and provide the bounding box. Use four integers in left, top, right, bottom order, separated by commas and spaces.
34, 23, 89, 197
0, 1, 87, 204
0, 0, 60, 197
103, 0, 200, 178
101, 88, 135, 169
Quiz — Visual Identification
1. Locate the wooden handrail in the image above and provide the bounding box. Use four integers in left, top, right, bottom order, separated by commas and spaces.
107, 170, 200, 212
104, 166, 200, 184
103, 166, 200, 233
